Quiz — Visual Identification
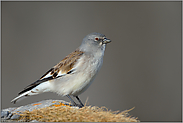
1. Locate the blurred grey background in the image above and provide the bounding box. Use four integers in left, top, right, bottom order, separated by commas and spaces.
1, 1, 181, 122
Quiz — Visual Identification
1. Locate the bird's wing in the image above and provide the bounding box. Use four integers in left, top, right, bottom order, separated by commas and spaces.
18, 49, 84, 95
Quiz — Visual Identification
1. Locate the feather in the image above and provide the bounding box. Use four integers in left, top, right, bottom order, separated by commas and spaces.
17, 49, 84, 96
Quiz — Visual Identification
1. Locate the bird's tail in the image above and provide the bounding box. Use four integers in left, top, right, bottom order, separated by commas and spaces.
11, 81, 51, 104
11, 90, 32, 104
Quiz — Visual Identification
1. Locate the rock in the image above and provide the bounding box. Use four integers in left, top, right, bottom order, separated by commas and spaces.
6, 113, 13, 120
1, 99, 70, 122
10, 114, 20, 120
1, 111, 10, 118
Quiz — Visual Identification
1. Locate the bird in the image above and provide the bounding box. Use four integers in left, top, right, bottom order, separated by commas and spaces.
11, 32, 111, 108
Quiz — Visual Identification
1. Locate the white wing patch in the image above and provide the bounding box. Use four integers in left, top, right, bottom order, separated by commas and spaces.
40, 70, 67, 81
40, 72, 52, 80
58, 70, 67, 76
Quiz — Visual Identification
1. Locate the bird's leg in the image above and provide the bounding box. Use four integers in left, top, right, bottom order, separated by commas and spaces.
75, 96, 84, 108
66, 95, 77, 106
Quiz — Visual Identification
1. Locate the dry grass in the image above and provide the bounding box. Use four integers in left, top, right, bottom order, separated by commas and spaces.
16, 102, 139, 122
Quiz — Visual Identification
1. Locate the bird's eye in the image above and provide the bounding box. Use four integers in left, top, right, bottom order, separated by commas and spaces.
95, 37, 99, 41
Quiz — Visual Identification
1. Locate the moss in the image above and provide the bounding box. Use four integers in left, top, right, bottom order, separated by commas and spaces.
17, 103, 139, 122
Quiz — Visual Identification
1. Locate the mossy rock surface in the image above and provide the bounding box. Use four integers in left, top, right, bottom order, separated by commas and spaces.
1, 100, 139, 122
